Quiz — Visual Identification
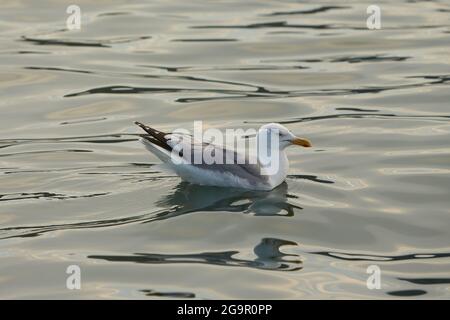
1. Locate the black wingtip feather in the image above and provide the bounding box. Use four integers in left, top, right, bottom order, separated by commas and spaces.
134, 121, 145, 129
134, 121, 154, 135
134, 121, 172, 152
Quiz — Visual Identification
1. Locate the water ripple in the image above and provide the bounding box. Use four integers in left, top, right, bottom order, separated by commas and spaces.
60, 73, 449, 102
0, 192, 108, 202
264, 6, 350, 16
249, 112, 450, 125
20, 35, 151, 48
140, 289, 195, 298
312, 251, 450, 262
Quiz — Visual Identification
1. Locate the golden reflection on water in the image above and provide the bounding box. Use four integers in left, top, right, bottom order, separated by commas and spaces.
0, 0, 449, 299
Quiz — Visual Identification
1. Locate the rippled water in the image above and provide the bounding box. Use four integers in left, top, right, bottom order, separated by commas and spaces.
1, 0, 450, 299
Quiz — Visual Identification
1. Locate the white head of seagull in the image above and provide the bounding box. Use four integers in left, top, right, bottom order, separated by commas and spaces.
258, 123, 312, 150
255, 123, 311, 186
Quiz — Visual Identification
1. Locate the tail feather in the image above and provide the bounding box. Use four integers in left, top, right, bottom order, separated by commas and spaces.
134, 121, 172, 152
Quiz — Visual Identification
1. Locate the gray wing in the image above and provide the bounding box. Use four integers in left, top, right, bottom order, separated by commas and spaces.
167, 132, 268, 185
135, 122, 268, 185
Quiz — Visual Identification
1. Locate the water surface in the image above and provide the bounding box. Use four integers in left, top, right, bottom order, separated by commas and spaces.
1, 0, 450, 299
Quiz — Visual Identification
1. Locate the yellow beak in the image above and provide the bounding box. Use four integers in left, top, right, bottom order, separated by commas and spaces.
291, 137, 312, 147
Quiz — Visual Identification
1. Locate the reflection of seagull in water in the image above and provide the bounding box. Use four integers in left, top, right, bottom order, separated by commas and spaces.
156, 181, 302, 217
135, 122, 311, 191
89, 237, 302, 272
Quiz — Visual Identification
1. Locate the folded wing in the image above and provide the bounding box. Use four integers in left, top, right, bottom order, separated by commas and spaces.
135, 122, 268, 186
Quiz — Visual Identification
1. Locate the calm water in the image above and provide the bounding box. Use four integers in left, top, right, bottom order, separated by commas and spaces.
1, 0, 450, 299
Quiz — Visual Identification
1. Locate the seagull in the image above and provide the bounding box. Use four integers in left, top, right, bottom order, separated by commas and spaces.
134, 122, 311, 191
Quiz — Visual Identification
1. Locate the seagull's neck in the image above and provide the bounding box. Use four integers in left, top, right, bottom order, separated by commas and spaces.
257, 146, 289, 188
256, 131, 290, 187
